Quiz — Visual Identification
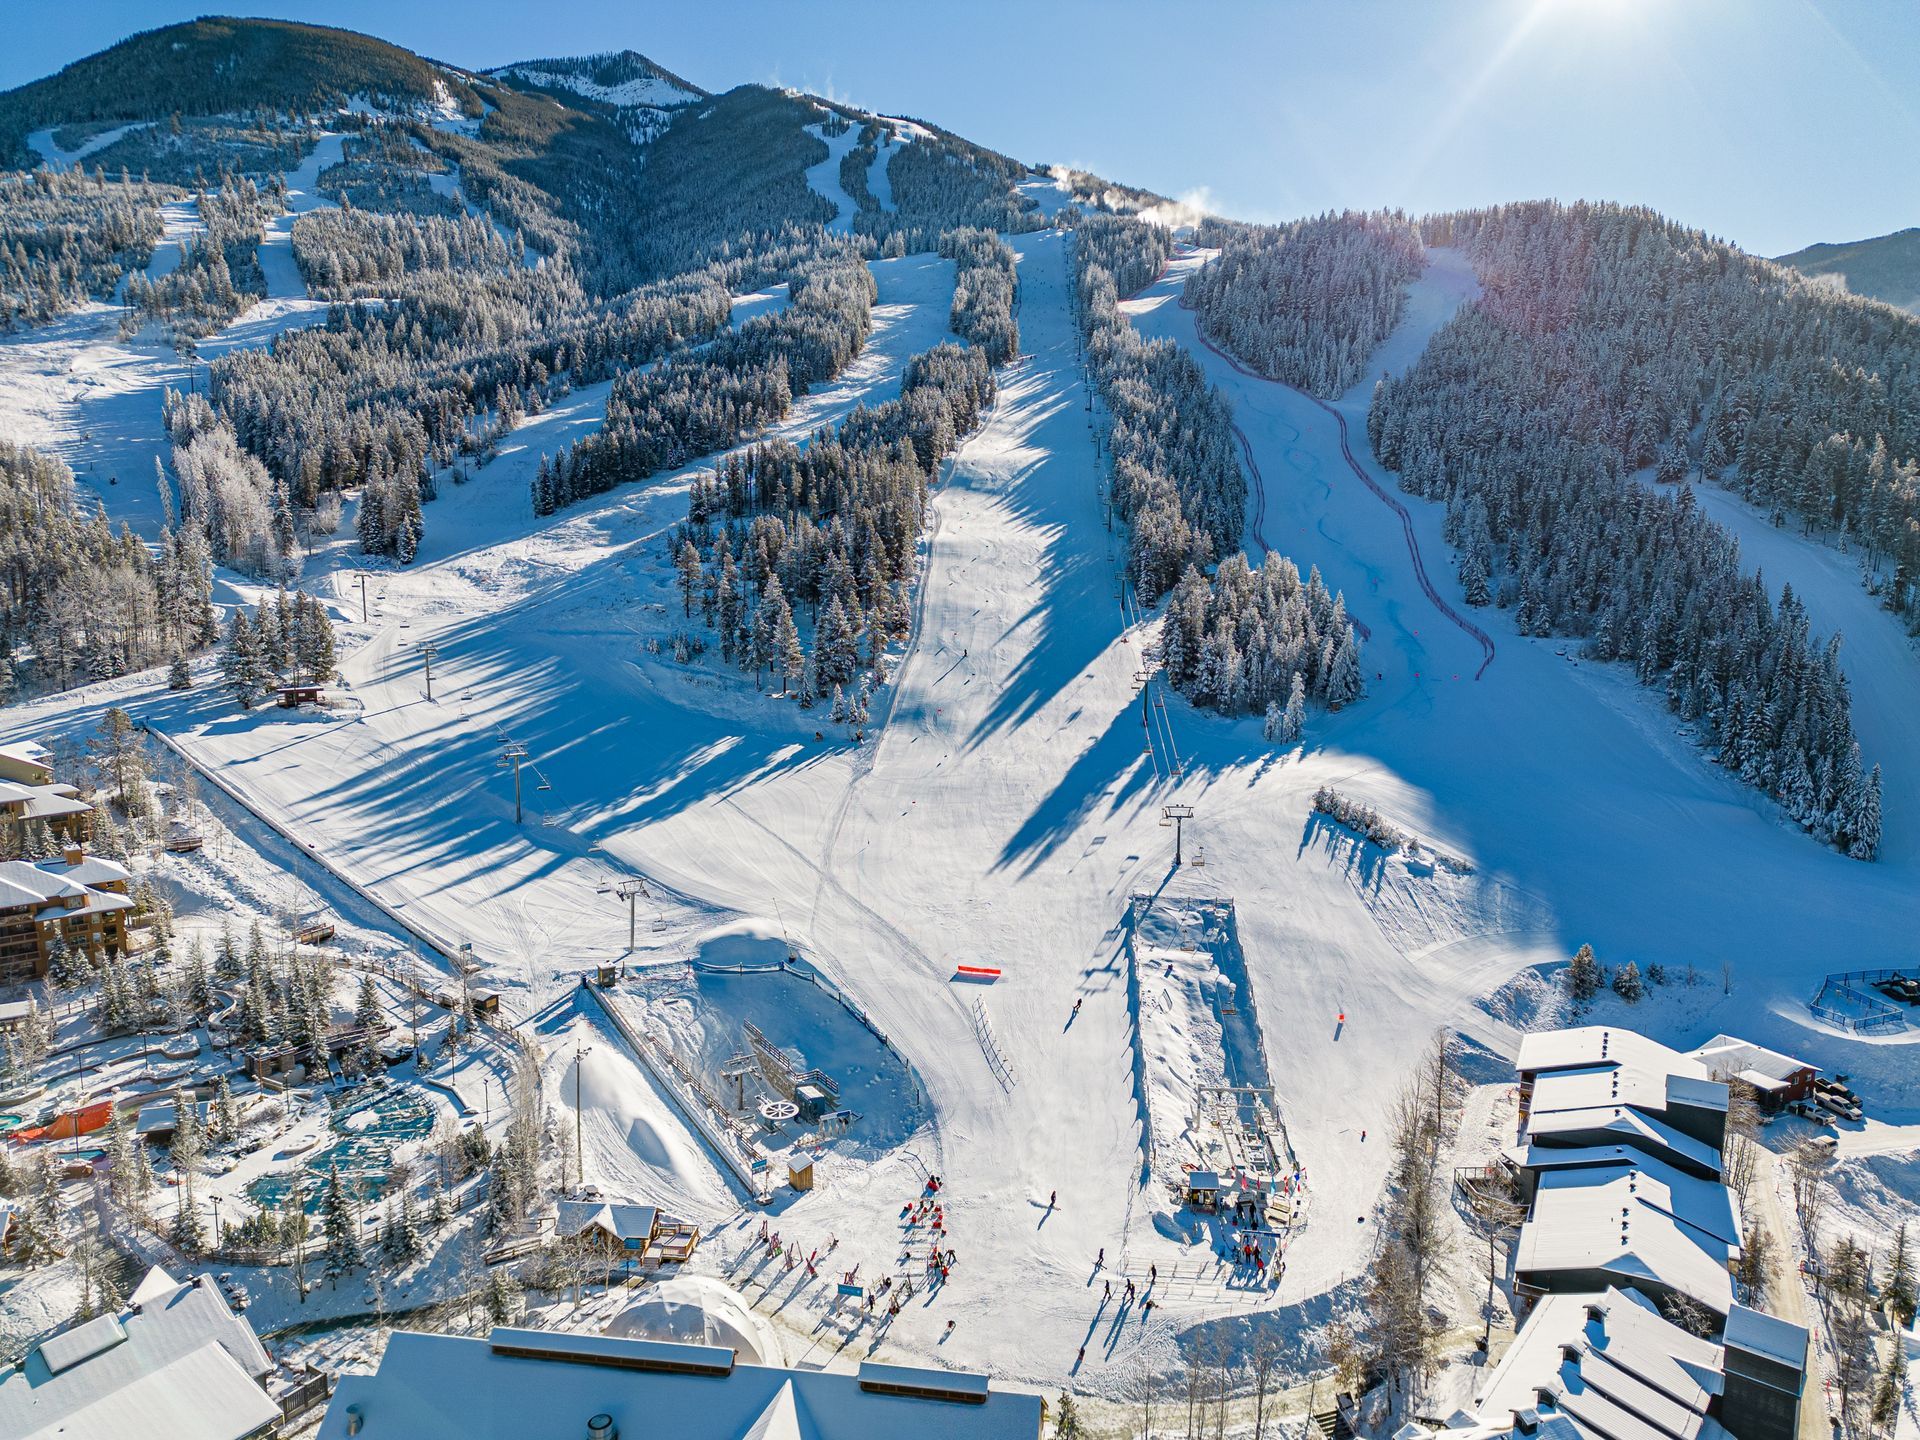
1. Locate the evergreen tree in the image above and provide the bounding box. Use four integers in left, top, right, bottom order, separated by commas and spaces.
386, 1189, 424, 1263
1283, 671, 1307, 743
485, 1269, 518, 1323
221, 608, 269, 708
320, 1161, 362, 1275
1566, 943, 1603, 1003
1612, 960, 1644, 1003
212, 1076, 237, 1142
1885, 1222, 1916, 1326
16, 1152, 65, 1265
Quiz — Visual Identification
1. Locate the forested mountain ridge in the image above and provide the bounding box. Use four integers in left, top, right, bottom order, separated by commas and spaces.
1776, 227, 1920, 315
490, 50, 706, 107
0, 17, 485, 166
487, 50, 706, 146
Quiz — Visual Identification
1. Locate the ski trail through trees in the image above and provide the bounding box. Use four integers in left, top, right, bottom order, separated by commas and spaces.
1173, 278, 1492, 677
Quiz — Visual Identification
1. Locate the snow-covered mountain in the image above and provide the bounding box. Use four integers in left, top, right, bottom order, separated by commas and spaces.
489, 50, 705, 143
1776, 226, 1920, 313
489, 50, 705, 110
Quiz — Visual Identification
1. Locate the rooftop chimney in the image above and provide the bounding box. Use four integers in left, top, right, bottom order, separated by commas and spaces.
61, 843, 83, 865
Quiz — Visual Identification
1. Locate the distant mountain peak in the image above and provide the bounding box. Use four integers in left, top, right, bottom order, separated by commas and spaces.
488, 50, 706, 111
1775, 227, 1920, 315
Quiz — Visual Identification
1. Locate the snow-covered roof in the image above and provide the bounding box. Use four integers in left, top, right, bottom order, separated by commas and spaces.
1531, 1154, 1741, 1248
38, 854, 131, 889
1517, 1170, 1737, 1316
1522, 1103, 1724, 1179
1518, 1027, 1712, 1081
1527, 1064, 1727, 1126
557, 1198, 659, 1244
0, 739, 52, 770
0, 1268, 278, 1440
0, 781, 90, 820
1519, 1029, 1727, 1123
1460, 1289, 1730, 1440
316, 1327, 1042, 1440
1722, 1304, 1808, 1369
0, 854, 134, 923
1688, 1035, 1814, 1087
0, 860, 86, 909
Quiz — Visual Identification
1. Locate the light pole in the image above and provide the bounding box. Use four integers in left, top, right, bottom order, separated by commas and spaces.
575, 1043, 592, 1192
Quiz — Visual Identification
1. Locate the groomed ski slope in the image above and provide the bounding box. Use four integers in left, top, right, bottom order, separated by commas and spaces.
154, 249, 960, 987
1123, 247, 1920, 1093
9, 219, 1920, 1392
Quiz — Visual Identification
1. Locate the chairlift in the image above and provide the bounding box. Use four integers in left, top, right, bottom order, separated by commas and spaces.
536, 777, 552, 791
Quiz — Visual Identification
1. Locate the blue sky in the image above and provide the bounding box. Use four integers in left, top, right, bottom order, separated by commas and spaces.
8, 0, 1917, 256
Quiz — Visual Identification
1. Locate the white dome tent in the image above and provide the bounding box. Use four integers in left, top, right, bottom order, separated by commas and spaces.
602, 1275, 786, 1366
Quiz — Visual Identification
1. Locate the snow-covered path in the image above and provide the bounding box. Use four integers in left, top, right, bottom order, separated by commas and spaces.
257, 132, 343, 299
803, 123, 862, 233
1171, 258, 1495, 677
25, 123, 152, 170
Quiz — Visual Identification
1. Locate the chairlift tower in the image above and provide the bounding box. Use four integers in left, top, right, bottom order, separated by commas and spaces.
417, 642, 440, 701
597, 877, 652, 952
495, 738, 551, 824
1161, 803, 1195, 865
498, 741, 529, 823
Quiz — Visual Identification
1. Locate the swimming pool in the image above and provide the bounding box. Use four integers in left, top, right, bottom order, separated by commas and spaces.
245, 1087, 437, 1211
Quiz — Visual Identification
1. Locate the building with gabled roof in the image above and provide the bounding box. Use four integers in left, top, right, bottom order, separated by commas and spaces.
1686, 1036, 1816, 1113
556, 1199, 661, 1251
0, 1266, 306, 1440
0, 847, 135, 985
1515, 1161, 1741, 1318
1441, 1287, 1805, 1440
317, 1324, 1042, 1440
1517, 1027, 1729, 1178
0, 739, 55, 786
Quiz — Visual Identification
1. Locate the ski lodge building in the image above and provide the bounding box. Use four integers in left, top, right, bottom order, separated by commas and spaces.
0, 739, 56, 785
0, 847, 135, 986
316, 1326, 1043, 1440
1512, 1157, 1742, 1318
1515, 1027, 1729, 1180
555, 1197, 701, 1264
1458, 1026, 1809, 1440
0, 1265, 330, 1440
1439, 1287, 1807, 1440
